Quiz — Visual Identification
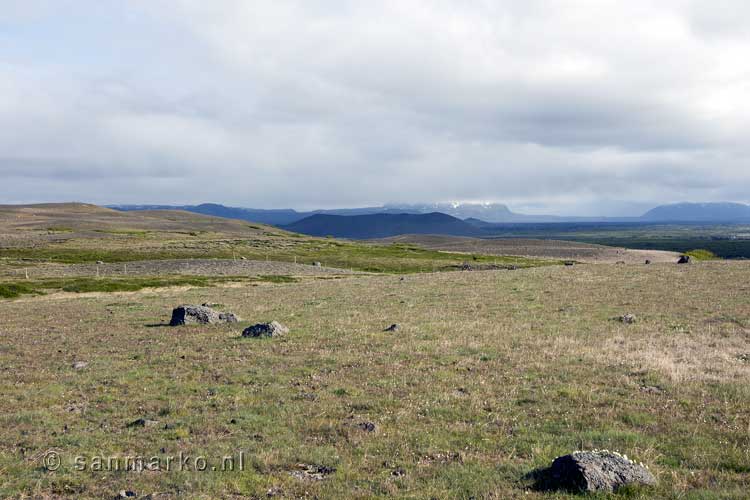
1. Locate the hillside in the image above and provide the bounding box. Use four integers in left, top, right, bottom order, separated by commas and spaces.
0, 203, 549, 276
284, 212, 483, 238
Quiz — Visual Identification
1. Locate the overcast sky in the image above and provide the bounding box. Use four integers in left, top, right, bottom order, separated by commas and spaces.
1, 1, 749, 215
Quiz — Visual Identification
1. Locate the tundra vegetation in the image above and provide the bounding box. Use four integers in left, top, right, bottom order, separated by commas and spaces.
0, 205, 748, 498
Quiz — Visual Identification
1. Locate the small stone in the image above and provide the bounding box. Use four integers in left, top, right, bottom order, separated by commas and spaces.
126, 418, 159, 429
384, 324, 400, 332
358, 421, 376, 432
290, 463, 336, 481
242, 321, 289, 338
266, 486, 283, 497
640, 385, 664, 394
619, 314, 637, 324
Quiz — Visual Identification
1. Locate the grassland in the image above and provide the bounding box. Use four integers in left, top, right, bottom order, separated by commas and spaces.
1, 205, 748, 498
1, 262, 749, 498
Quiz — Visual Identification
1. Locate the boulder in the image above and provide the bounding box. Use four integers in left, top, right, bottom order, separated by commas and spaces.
539, 450, 656, 493
169, 305, 238, 326
677, 255, 691, 264
242, 321, 289, 338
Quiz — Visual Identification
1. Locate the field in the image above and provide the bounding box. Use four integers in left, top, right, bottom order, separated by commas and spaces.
1, 205, 749, 499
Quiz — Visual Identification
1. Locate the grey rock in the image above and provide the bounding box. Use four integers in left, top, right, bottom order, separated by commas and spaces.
242, 321, 289, 338
677, 255, 691, 264
127, 418, 159, 429
541, 450, 656, 492
619, 314, 637, 324
289, 463, 336, 481
169, 305, 238, 326
358, 421, 376, 432
640, 385, 664, 394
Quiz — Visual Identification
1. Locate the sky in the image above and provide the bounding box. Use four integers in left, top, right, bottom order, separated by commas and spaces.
1, 1, 749, 216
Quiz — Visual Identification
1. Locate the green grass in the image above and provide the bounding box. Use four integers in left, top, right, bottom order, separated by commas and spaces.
0, 240, 557, 274
0, 275, 302, 298
0, 282, 38, 298
685, 249, 720, 261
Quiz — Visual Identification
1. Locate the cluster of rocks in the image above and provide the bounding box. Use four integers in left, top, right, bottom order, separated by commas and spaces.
168, 305, 402, 340
168, 304, 290, 339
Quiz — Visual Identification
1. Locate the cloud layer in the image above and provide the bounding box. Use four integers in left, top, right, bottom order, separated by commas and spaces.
1, 0, 749, 214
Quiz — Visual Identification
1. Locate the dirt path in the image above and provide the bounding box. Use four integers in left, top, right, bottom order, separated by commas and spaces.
380, 235, 682, 264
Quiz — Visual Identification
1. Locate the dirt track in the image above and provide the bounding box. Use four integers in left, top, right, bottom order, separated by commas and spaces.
380, 234, 682, 264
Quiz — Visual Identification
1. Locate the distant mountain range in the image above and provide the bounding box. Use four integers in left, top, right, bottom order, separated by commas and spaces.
109, 201, 750, 239
110, 202, 615, 224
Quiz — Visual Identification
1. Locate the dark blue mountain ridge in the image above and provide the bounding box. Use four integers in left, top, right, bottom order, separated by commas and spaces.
282, 212, 483, 239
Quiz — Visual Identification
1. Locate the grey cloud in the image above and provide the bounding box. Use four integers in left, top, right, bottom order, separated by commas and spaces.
1, 1, 749, 213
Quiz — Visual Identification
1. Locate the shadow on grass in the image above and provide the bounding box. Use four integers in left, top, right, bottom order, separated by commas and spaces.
522, 466, 568, 493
